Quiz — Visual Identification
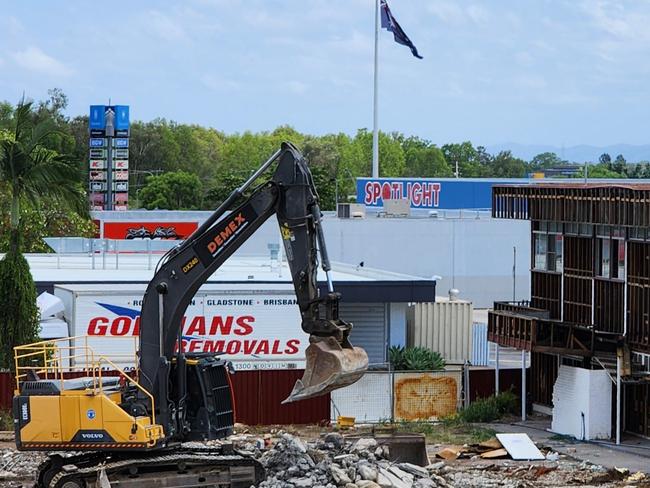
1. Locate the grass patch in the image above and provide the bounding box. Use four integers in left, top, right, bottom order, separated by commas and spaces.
381, 420, 496, 445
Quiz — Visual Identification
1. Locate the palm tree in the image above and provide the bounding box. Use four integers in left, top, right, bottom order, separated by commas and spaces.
0, 98, 87, 252
0, 98, 87, 368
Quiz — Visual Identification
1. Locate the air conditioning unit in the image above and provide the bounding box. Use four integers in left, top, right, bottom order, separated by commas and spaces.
383, 199, 410, 217
337, 203, 366, 219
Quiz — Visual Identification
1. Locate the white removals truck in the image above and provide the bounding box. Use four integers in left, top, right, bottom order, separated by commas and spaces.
52, 283, 307, 371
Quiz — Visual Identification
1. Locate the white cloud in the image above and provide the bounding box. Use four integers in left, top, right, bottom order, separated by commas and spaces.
11, 47, 73, 77
515, 51, 534, 67
200, 74, 240, 91
326, 31, 372, 56
427, 1, 465, 24
428, 2, 491, 25
146, 10, 188, 42
1, 16, 24, 36
582, 0, 650, 43
466, 5, 490, 24
245, 10, 292, 30
286, 80, 308, 94
515, 74, 548, 90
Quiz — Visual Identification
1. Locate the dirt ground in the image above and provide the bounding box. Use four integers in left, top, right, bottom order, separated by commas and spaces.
0, 422, 648, 487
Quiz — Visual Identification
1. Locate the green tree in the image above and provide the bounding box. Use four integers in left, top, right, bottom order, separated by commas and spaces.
574, 163, 624, 179
0, 99, 86, 249
204, 170, 248, 210
301, 136, 340, 208
613, 154, 626, 174
488, 151, 528, 177
441, 141, 482, 177
343, 129, 406, 178
530, 152, 566, 169
139, 171, 203, 210
0, 99, 87, 368
0, 237, 39, 368
599, 153, 612, 166
401, 136, 452, 177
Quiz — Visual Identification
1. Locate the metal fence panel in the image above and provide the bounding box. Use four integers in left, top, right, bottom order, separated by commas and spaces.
331, 371, 392, 423
393, 369, 462, 421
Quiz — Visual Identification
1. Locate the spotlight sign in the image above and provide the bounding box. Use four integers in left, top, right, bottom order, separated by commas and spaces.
356, 177, 497, 210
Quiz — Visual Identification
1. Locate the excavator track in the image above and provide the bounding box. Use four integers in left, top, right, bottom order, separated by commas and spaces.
37, 445, 264, 488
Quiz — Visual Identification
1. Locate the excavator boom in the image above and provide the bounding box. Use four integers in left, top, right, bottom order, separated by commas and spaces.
13, 143, 368, 487
138, 141, 368, 432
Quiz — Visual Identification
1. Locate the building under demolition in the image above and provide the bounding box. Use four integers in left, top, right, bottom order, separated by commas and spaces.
490, 183, 650, 440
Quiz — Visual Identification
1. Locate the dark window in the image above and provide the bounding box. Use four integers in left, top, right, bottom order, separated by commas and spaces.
597, 237, 625, 280
534, 232, 563, 272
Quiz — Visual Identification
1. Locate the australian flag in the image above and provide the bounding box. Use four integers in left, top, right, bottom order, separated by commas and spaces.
380, 0, 423, 59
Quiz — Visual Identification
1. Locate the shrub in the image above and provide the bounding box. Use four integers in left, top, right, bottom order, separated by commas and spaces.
457, 391, 518, 423
389, 346, 446, 371
0, 232, 40, 369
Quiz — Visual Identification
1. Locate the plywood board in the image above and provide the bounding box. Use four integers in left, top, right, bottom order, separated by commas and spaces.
480, 448, 508, 459
495, 433, 544, 460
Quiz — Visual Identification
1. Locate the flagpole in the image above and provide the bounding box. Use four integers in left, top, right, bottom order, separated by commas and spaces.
372, 0, 380, 178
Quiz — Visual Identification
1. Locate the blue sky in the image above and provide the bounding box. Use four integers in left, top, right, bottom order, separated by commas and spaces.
1, 0, 648, 147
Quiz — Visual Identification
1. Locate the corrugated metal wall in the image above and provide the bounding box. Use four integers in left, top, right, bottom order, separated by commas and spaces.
0, 373, 13, 409
0, 371, 329, 425
468, 368, 523, 402
408, 301, 473, 363
229, 369, 330, 425
471, 323, 489, 366
341, 303, 387, 365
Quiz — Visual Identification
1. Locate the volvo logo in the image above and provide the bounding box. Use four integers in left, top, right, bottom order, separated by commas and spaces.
81, 433, 104, 439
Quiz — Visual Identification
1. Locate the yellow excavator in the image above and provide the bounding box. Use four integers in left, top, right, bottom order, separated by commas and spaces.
13, 143, 368, 487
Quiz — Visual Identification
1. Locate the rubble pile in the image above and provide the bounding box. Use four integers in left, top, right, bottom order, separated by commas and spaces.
0, 449, 46, 484
0, 433, 644, 487
253, 433, 438, 488
240, 433, 644, 488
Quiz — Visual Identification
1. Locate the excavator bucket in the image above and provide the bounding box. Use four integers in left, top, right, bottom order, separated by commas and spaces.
283, 336, 369, 403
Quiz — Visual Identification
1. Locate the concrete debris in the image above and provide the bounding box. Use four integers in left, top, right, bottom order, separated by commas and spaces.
398, 462, 430, 478
358, 463, 378, 481
357, 482, 381, 488
625, 471, 646, 483
255, 434, 439, 488
353, 438, 378, 453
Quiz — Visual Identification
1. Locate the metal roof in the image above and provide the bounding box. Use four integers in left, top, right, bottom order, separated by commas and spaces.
23, 254, 426, 283
24, 254, 436, 303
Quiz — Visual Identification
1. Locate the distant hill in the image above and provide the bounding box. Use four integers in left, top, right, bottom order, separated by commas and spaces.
485, 143, 650, 163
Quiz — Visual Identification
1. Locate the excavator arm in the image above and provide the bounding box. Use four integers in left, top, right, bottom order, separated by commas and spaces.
138, 142, 368, 439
